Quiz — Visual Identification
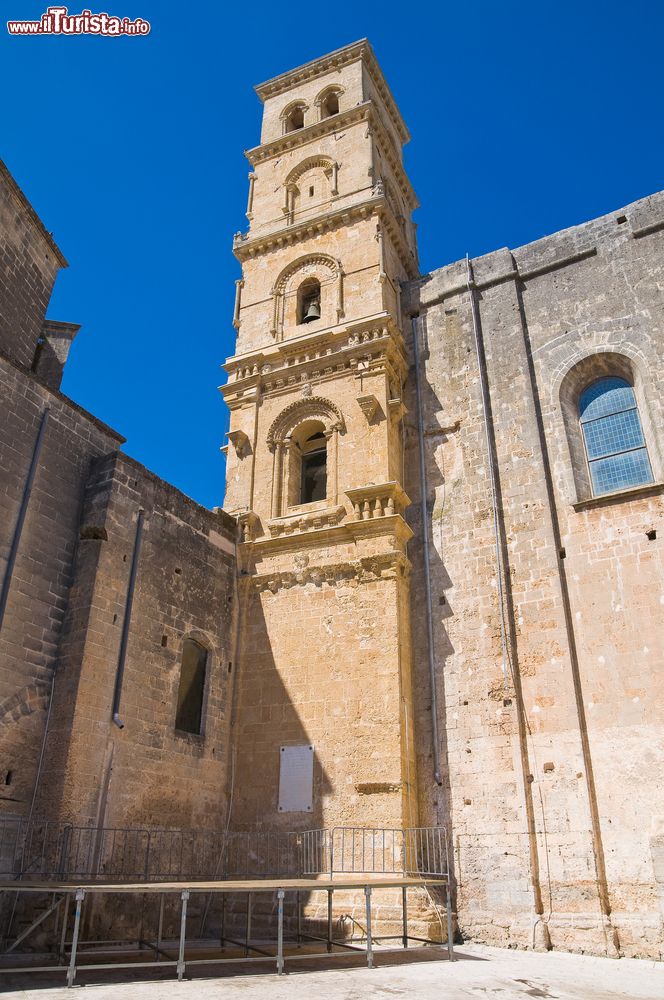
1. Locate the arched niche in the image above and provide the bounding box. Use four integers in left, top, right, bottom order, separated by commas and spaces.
270, 254, 344, 339
267, 396, 344, 517
314, 85, 344, 120
280, 100, 307, 134
282, 156, 339, 224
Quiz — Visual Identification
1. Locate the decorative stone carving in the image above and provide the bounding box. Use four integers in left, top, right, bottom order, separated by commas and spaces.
226, 429, 251, 457
237, 510, 260, 542
267, 395, 344, 450
387, 397, 407, 422
252, 552, 408, 592
345, 482, 411, 521
356, 394, 379, 422
267, 503, 346, 538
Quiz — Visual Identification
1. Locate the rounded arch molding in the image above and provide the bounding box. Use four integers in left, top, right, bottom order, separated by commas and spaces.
554, 347, 662, 501
267, 396, 345, 517
314, 83, 345, 107
284, 156, 337, 191
270, 254, 344, 337
267, 395, 345, 451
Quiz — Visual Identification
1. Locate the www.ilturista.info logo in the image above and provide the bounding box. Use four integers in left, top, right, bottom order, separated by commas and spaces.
7, 6, 150, 35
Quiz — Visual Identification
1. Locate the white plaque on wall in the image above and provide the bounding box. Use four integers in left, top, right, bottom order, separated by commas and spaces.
278, 744, 314, 812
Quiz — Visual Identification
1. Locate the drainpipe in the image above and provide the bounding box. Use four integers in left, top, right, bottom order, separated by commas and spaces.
0, 406, 50, 631
111, 509, 144, 728
411, 315, 443, 786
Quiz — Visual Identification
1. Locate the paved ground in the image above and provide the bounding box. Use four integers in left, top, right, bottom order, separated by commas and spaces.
2, 944, 664, 999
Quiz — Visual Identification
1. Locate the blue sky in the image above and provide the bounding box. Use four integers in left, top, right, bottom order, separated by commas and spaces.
2, 1, 662, 508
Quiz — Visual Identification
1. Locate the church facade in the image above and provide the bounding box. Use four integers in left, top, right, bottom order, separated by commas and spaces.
1, 40, 663, 959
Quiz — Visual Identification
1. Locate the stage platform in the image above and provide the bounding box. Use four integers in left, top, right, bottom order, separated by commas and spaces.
0, 874, 454, 987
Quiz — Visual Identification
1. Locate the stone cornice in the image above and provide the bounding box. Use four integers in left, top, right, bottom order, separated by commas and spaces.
253, 39, 410, 146
220, 315, 408, 408
245, 103, 371, 167
233, 192, 417, 280
248, 550, 411, 592
224, 312, 402, 369
246, 511, 414, 552
244, 102, 417, 213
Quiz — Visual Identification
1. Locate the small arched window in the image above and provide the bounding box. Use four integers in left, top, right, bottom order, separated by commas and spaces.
284, 103, 305, 133
175, 638, 208, 735
320, 90, 340, 119
298, 278, 321, 324
579, 376, 654, 496
300, 431, 327, 504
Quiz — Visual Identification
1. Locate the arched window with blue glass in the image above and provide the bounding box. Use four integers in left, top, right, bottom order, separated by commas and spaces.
579, 376, 654, 496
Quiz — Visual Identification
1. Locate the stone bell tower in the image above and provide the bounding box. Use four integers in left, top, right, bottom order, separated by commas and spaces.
222, 40, 421, 832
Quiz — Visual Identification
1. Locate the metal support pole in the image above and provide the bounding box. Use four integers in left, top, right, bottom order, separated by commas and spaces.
276, 889, 285, 975
446, 882, 455, 961
411, 316, 443, 786
296, 890, 301, 946
220, 894, 225, 947
157, 895, 165, 961
0, 407, 49, 633
364, 886, 373, 969
245, 893, 252, 956
326, 888, 333, 952
66, 889, 84, 988
111, 508, 144, 728
402, 886, 408, 948
177, 889, 189, 981
59, 892, 71, 964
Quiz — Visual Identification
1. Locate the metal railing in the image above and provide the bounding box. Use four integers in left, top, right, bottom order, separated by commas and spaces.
0, 817, 448, 883
330, 826, 448, 877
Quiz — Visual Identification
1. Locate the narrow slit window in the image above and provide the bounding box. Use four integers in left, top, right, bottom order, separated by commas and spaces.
300, 432, 327, 504
579, 377, 654, 496
175, 638, 207, 735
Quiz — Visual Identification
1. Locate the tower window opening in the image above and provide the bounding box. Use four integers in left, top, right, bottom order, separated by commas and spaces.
320, 91, 340, 118
579, 376, 654, 495
298, 277, 321, 324
284, 104, 305, 133
309, 186, 314, 197
300, 431, 327, 504
175, 638, 208, 735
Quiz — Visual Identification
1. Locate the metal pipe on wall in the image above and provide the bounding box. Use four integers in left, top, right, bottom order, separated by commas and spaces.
410, 315, 443, 786
111, 509, 145, 728
0, 406, 50, 631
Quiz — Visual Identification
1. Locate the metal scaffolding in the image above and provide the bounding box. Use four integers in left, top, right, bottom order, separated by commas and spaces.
0, 823, 455, 986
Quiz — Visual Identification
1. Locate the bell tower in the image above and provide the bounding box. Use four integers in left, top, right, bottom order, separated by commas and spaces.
222, 40, 421, 832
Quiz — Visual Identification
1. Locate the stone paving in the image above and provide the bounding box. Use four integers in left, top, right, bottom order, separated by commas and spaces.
3, 945, 664, 999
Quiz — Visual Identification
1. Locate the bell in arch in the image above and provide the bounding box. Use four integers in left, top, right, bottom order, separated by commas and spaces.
302, 297, 321, 323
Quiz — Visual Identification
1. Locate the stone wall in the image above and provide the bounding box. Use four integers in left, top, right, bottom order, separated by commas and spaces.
0, 353, 124, 816
0, 161, 66, 370
404, 190, 664, 958
34, 451, 238, 832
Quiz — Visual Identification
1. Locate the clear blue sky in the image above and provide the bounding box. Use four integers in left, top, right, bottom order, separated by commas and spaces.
2, 1, 662, 508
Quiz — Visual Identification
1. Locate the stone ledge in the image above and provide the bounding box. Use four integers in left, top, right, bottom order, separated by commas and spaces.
572, 481, 664, 511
